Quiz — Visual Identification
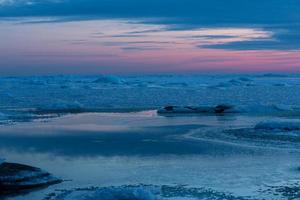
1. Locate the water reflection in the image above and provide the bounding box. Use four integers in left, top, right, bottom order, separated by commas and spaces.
0, 112, 261, 157
1, 113, 300, 199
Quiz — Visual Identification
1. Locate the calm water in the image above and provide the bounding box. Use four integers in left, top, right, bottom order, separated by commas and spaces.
1, 111, 300, 199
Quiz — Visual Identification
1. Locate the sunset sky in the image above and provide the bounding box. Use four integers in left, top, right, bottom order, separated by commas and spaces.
0, 0, 300, 75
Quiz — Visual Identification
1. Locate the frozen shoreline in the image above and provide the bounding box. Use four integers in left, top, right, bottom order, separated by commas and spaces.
1, 74, 300, 125
0, 111, 300, 199
0, 162, 61, 197
1, 74, 300, 199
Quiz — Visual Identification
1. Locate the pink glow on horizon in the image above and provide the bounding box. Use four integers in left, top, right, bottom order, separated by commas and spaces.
0, 18, 299, 74
116, 48, 300, 73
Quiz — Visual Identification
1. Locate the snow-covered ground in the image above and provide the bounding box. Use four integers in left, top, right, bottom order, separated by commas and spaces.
0, 74, 300, 199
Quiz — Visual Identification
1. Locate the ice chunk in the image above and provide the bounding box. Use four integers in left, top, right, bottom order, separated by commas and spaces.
262, 73, 288, 78
211, 78, 254, 89
34, 100, 83, 114
158, 104, 234, 114
158, 104, 300, 116
214, 104, 235, 113
228, 79, 244, 85
157, 106, 214, 114
238, 77, 253, 82
45, 185, 240, 200
93, 75, 123, 84
255, 120, 300, 131
0, 162, 61, 194
67, 187, 154, 200
231, 104, 300, 115
274, 104, 296, 112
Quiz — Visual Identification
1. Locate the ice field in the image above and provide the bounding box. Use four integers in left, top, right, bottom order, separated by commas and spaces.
0, 74, 300, 199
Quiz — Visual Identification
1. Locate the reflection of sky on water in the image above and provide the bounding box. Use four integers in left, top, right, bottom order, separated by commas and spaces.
0, 112, 255, 157
0, 112, 288, 160
2, 112, 300, 199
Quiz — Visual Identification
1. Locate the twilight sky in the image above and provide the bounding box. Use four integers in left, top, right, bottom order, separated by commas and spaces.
0, 0, 300, 75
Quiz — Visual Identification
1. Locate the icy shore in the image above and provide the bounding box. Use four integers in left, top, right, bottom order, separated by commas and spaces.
0, 74, 300, 125
0, 162, 61, 195
43, 185, 244, 200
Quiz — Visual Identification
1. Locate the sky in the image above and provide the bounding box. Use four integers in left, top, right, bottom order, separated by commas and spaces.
0, 0, 300, 75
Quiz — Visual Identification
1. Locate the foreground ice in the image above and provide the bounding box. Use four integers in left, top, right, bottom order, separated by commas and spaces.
43, 185, 245, 200
0, 162, 61, 195
1, 74, 300, 199
188, 118, 300, 149
1, 111, 300, 199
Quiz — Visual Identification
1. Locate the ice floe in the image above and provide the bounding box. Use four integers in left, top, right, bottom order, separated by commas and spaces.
43, 185, 243, 200
0, 74, 300, 125
261, 73, 289, 78
157, 106, 214, 114
157, 104, 234, 114
0, 162, 61, 195
34, 100, 84, 114
157, 104, 300, 116
255, 120, 300, 131
215, 120, 300, 147
93, 75, 124, 85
